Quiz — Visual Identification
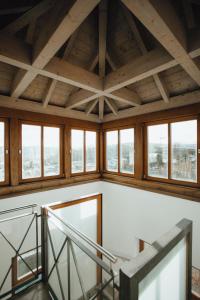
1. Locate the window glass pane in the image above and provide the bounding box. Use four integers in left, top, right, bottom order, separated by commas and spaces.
120, 128, 134, 174
0, 122, 5, 182
71, 129, 84, 173
148, 124, 168, 178
44, 127, 60, 177
86, 131, 96, 172
171, 120, 197, 182
106, 131, 118, 172
22, 124, 41, 179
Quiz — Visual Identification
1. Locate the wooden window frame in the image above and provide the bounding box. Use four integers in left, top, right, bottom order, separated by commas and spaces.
19, 120, 64, 183
12, 247, 42, 288
144, 116, 200, 188
70, 128, 99, 176
104, 126, 135, 177
0, 117, 9, 186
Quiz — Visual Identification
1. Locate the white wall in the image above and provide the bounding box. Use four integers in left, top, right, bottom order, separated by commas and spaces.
101, 182, 200, 269
0, 180, 199, 270
0, 182, 101, 211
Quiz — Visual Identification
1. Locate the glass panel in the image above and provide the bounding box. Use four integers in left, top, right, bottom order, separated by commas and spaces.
120, 128, 134, 174
139, 238, 187, 300
0, 122, 5, 182
17, 248, 42, 279
171, 120, 197, 182
71, 129, 84, 173
86, 131, 96, 172
148, 124, 168, 178
106, 130, 118, 172
22, 124, 41, 179
44, 127, 60, 177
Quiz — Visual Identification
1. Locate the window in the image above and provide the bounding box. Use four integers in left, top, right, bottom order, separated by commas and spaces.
21, 123, 62, 181
44, 127, 60, 177
147, 124, 168, 179
120, 128, 134, 174
106, 128, 135, 174
0, 121, 5, 182
171, 120, 197, 182
71, 129, 84, 173
22, 124, 41, 179
146, 119, 198, 184
86, 131, 97, 172
71, 129, 97, 174
0, 119, 8, 185
106, 130, 118, 172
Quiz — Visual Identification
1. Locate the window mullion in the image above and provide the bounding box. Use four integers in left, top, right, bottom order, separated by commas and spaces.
84, 130, 86, 173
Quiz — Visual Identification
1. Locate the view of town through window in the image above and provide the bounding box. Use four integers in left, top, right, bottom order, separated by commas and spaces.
44, 127, 60, 177
22, 124, 41, 179
120, 128, 134, 174
106, 130, 118, 172
0, 122, 5, 182
106, 128, 135, 174
22, 124, 60, 180
148, 124, 168, 178
171, 120, 197, 182
71, 129, 84, 173
86, 131, 96, 172
147, 120, 197, 182
71, 129, 97, 173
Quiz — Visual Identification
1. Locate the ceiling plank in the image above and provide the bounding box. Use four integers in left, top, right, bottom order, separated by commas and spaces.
182, 0, 196, 29
122, 5, 169, 103
122, 0, 200, 86
0, 6, 32, 16
1, 0, 55, 35
86, 99, 99, 115
11, 0, 101, 98
43, 79, 57, 107
26, 20, 36, 44
104, 90, 200, 122
105, 98, 118, 116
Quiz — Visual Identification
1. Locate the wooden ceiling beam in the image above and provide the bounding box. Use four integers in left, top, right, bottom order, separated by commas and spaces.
104, 90, 200, 122
121, 0, 200, 86
11, 0, 101, 98
106, 52, 142, 106
86, 99, 99, 115
99, 96, 105, 121
105, 98, 118, 116
0, 33, 200, 107
43, 79, 57, 107
0, 95, 99, 123
122, 5, 169, 103
98, 0, 108, 120
45, 29, 80, 108
1, 0, 55, 35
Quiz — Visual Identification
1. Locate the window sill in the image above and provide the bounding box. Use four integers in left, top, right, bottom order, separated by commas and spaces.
102, 173, 200, 203
0, 173, 101, 199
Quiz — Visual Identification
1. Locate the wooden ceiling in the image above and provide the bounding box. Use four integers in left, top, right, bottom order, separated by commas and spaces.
0, 0, 200, 122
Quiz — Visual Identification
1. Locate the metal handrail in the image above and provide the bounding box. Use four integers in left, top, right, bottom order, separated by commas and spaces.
46, 207, 117, 264
0, 204, 37, 216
